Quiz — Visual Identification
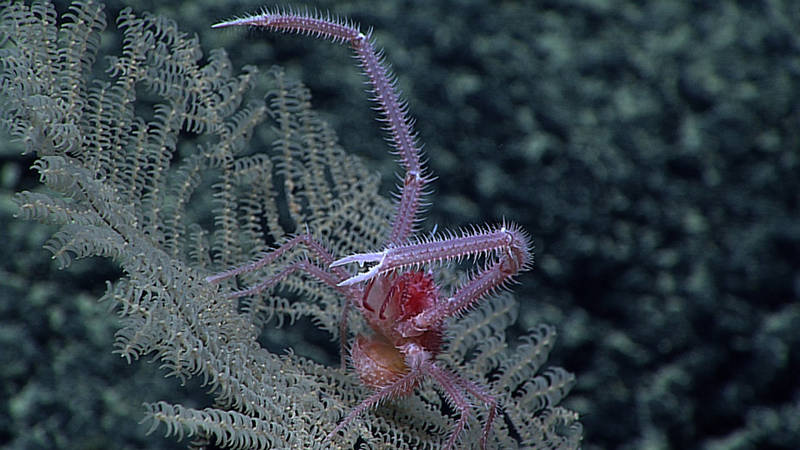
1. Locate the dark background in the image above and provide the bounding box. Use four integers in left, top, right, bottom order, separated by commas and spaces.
1, 1, 798, 448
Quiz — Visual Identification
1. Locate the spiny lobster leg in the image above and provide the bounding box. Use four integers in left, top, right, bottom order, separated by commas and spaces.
215, 259, 344, 299
205, 233, 355, 367
205, 233, 347, 285
331, 222, 532, 287
324, 359, 426, 443
453, 371, 498, 449
398, 250, 531, 338
213, 10, 430, 245
424, 362, 474, 449
326, 343, 491, 450
426, 362, 498, 450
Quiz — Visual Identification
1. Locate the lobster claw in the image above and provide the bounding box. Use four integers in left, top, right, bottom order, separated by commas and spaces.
330, 250, 387, 286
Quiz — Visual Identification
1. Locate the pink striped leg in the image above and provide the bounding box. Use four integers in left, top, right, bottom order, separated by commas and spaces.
206, 233, 356, 367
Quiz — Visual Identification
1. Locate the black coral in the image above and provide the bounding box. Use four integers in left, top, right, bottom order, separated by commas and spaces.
1, 1, 581, 448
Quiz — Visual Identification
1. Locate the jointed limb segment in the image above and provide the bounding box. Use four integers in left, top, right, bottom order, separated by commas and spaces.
388, 168, 429, 244
426, 362, 474, 449
206, 232, 356, 367
453, 371, 498, 449
214, 10, 426, 244
220, 259, 344, 299
325, 354, 497, 449
428, 256, 524, 325
205, 233, 346, 287
206, 242, 350, 345
208, 234, 318, 282
324, 362, 425, 443
424, 361, 497, 449
332, 223, 531, 288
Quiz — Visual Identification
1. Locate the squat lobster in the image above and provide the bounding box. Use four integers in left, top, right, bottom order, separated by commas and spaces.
208, 8, 532, 449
